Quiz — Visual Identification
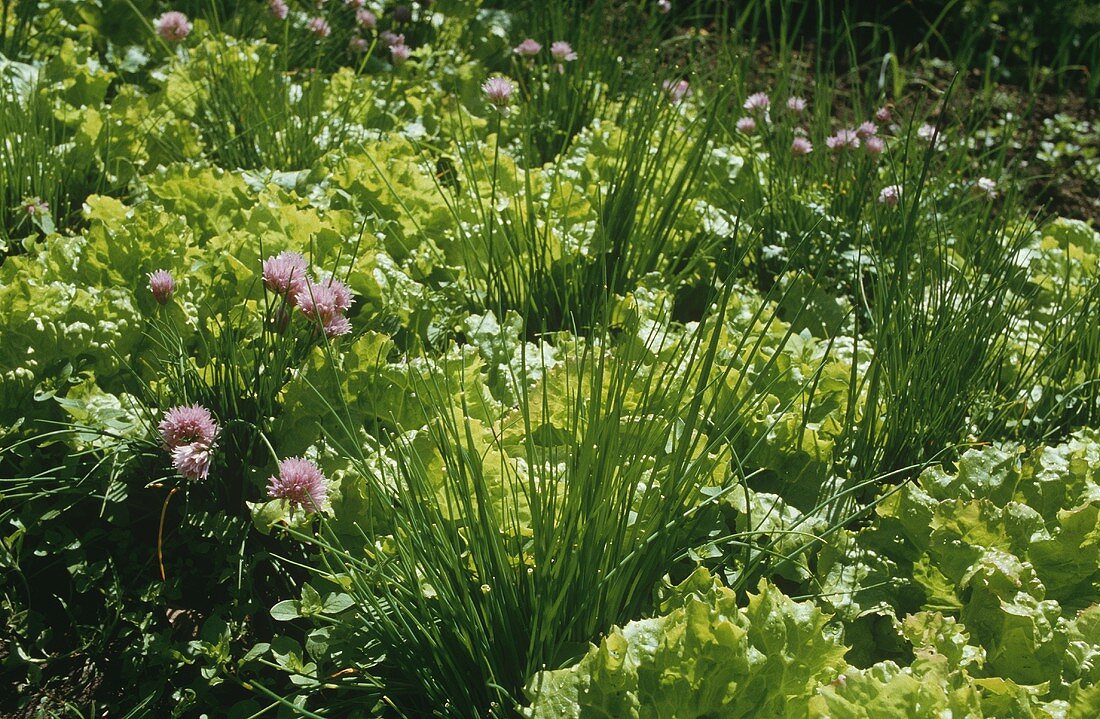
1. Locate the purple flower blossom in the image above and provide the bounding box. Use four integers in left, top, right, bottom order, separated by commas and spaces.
295, 277, 354, 337
743, 92, 770, 112
356, 8, 377, 29
514, 38, 542, 57
148, 269, 175, 304
159, 404, 218, 450
482, 76, 516, 109
976, 176, 997, 198
856, 121, 878, 138
380, 30, 404, 47
550, 41, 577, 63
878, 184, 901, 206
874, 105, 892, 123
390, 43, 412, 65
864, 135, 885, 156
735, 116, 757, 135
308, 16, 331, 38
268, 0, 289, 20
172, 442, 213, 481
155, 11, 192, 42
349, 36, 370, 53
268, 457, 328, 511
917, 123, 940, 144
826, 129, 860, 151
786, 96, 807, 113
263, 251, 309, 300
791, 136, 813, 155
663, 79, 690, 102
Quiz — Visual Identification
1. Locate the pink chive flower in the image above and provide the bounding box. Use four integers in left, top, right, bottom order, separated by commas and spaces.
482, 76, 516, 109
976, 177, 997, 198
735, 116, 757, 135
917, 123, 940, 144
663, 79, 690, 102
159, 404, 218, 450
550, 41, 577, 63
791, 136, 813, 155
514, 38, 542, 57
295, 278, 354, 337
826, 129, 860, 151
268, 457, 329, 511
356, 8, 377, 28
657, 0, 671, 13
786, 96, 807, 113
155, 11, 192, 42
856, 121, 878, 138
875, 105, 892, 123
308, 16, 331, 38
172, 442, 213, 481
148, 269, 176, 304
743, 92, 770, 112
349, 36, 370, 53
390, 43, 411, 65
268, 0, 289, 19
878, 185, 901, 206
379, 30, 404, 47
263, 251, 309, 299
864, 136, 885, 156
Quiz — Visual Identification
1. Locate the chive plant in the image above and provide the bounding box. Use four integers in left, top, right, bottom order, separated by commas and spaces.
283, 264, 861, 717
441, 80, 723, 335
0, 75, 107, 254
182, 37, 374, 171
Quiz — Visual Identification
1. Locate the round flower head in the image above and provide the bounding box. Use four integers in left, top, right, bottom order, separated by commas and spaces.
735, 116, 757, 135
349, 36, 370, 53
356, 8, 377, 28
856, 121, 878, 138
786, 96, 807, 113
159, 404, 218, 450
514, 38, 542, 57
657, 0, 672, 13
791, 136, 813, 156
743, 92, 770, 112
295, 278, 354, 337
268, 0, 289, 19
874, 105, 892, 123
917, 123, 940, 144
392, 4, 412, 23
878, 184, 901, 206
263, 251, 309, 299
390, 43, 412, 65
172, 442, 213, 481
380, 30, 404, 47
550, 41, 577, 63
864, 135, 885, 156
976, 176, 997, 198
482, 76, 516, 109
148, 269, 175, 304
663, 79, 690, 102
155, 11, 192, 42
268, 457, 328, 511
308, 16, 331, 38
826, 129, 860, 151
